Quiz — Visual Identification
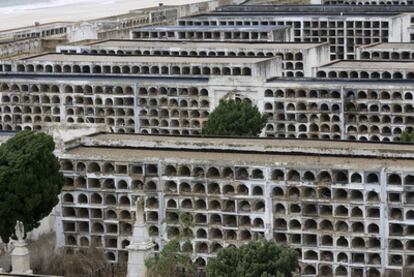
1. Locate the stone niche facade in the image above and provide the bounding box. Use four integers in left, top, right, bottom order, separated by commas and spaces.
57, 40, 330, 78
1, 77, 414, 142
56, 134, 414, 277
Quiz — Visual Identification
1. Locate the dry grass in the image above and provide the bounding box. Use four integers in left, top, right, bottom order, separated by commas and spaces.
30, 233, 109, 276
1, 232, 127, 277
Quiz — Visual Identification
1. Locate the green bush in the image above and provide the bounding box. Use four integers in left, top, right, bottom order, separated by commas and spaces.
145, 240, 196, 277
202, 99, 267, 137
206, 240, 298, 277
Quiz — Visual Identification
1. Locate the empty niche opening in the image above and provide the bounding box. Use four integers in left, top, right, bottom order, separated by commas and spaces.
102, 163, 115, 174
350, 190, 363, 201
319, 187, 331, 199
336, 221, 349, 232
321, 235, 333, 246
303, 187, 316, 198
194, 213, 207, 224
320, 220, 333, 231
271, 169, 284, 181
193, 167, 205, 178
196, 228, 207, 239
237, 184, 248, 195
78, 222, 89, 233
304, 250, 318, 260
164, 181, 177, 193
145, 181, 157, 191
390, 208, 402, 220
303, 265, 316, 276
367, 223, 379, 234
368, 253, 381, 265
210, 214, 221, 225
289, 234, 301, 244
289, 219, 301, 230
91, 209, 102, 219
304, 219, 317, 230
223, 215, 237, 227
236, 167, 249, 180
303, 234, 317, 246
253, 218, 264, 228
119, 210, 131, 220
389, 239, 403, 250
146, 164, 158, 176
103, 179, 115, 189
289, 204, 300, 214
318, 171, 332, 184
196, 242, 208, 253
65, 235, 77, 246
106, 223, 118, 234
352, 222, 364, 233
287, 170, 300, 182
388, 173, 402, 185
192, 183, 205, 194
104, 209, 117, 219
206, 167, 220, 178
149, 226, 159, 236
320, 265, 333, 277
209, 200, 221, 210
252, 186, 263, 196
130, 164, 143, 175
288, 187, 300, 199
274, 233, 286, 243
320, 205, 332, 216
120, 222, 132, 236
208, 182, 220, 194
92, 222, 104, 233
222, 167, 234, 178
116, 164, 127, 174
195, 199, 207, 210
351, 172, 362, 183
63, 221, 76, 232
118, 180, 128, 190
178, 165, 190, 176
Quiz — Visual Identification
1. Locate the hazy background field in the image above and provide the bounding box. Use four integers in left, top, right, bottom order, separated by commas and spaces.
0, 0, 205, 31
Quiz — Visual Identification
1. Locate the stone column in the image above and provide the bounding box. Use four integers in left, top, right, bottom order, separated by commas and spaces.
11, 221, 32, 274
127, 197, 154, 277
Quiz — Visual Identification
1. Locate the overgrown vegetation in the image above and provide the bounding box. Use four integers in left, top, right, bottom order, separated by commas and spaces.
145, 240, 196, 277
37, 245, 109, 276
400, 131, 414, 142
206, 240, 298, 277
0, 131, 64, 243
146, 212, 196, 276
0, 233, 125, 277
202, 99, 268, 137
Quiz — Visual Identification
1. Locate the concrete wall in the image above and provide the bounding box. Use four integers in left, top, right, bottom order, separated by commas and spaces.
55, 134, 414, 277
389, 14, 411, 43
0, 38, 41, 59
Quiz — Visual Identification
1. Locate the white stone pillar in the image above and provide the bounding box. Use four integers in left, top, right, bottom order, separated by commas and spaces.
127, 198, 154, 277
126, 236, 154, 277
11, 240, 32, 275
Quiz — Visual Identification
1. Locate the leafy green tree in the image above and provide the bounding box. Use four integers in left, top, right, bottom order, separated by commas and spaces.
0, 131, 64, 243
145, 240, 196, 277
202, 99, 267, 137
206, 240, 298, 277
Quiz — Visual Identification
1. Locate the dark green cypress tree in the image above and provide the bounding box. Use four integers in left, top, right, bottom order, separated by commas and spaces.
0, 131, 64, 243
